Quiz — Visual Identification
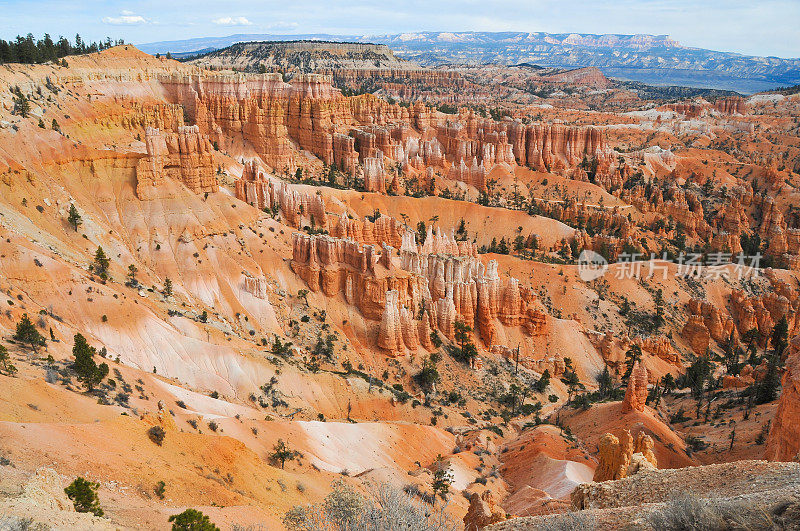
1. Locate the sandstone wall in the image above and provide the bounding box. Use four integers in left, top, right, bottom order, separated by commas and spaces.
135, 126, 218, 199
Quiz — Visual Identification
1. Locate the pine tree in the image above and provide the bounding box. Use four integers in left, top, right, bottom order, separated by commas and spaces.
12, 88, 30, 117
534, 369, 550, 393
771, 316, 789, 354
13, 313, 45, 352
622, 344, 643, 380
126, 264, 138, 286
269, 439, 299, 469
755, 355, 781, 405
163, 277, 173, 298
0, 345, 17, 375
168, 509, 219, 531
431, 456, 453, 501
72, 333, 108, 391
597, 365, 613, 398
93, 246, 109, 279
67, 203, 81, 231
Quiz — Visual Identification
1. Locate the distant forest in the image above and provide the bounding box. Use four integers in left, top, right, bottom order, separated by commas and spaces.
0, 34, 125, 65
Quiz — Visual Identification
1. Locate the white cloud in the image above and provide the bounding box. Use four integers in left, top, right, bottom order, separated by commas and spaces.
266, 21, 299, 31
212, 16, 253, 26
103, 12, 148, 25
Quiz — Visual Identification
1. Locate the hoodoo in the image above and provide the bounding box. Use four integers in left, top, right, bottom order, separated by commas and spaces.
1, 17, 799, 530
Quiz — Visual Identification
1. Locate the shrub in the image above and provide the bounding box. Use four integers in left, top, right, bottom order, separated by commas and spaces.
64, 477, 103, 516
155, 480, 166, 499
533, 511, 595, 531
148, 426, 166, 446
644, 496, 726, 530
685, 435, 708, 453
0, 345, 17, 376
207, 421, 218, 432
284, 480, 456, 530
270, 439, 300, 469
168, 509, 219, 531
670, 407, 692, 424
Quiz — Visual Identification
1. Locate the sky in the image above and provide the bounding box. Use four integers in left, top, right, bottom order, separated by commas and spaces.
0, 0, 798, 58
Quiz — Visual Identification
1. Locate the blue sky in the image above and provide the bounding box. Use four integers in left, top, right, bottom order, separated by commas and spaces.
0, 0, 798, 58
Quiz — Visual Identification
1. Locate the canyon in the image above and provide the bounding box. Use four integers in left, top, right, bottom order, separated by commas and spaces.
0, 41, 798, 531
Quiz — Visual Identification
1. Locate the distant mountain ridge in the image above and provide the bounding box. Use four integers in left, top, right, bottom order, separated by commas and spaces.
190, 40, 416, 73
140, 32, 683, 55
139, 31, 800, 93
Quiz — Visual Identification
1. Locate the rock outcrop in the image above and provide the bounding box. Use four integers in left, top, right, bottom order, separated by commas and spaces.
593, 431, 633, 482
621, 361, 649, 413
463, 491, 506, 531
235, 161, 327, 228
681, 316, 711, 355
291, 217, 550, 355
378, 290, 404, 355
593, 429, 657, 482
135, 126, 218, 199
766, 335, 800, 461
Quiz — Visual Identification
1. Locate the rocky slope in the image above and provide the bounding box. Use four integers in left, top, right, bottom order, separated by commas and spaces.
489, 461, 800, 530
0, 43, 799, 530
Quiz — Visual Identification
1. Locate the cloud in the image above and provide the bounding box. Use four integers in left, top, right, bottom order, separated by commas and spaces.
212, 16, 253, 26
266, 21, 299, 31
102, 12, 148, 25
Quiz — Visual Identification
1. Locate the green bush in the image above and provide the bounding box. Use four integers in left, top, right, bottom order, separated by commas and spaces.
155, 480, 166, 499
64, 477, 103, 516
169, 509, 219, 531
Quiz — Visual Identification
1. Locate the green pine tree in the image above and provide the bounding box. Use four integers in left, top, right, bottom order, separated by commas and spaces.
168, 509, 219, 531
0, 345, 17, 376
72, 333, 108, 391
93, 246, 109, 279
67, 203, 82, 231
13, 313, 45, 352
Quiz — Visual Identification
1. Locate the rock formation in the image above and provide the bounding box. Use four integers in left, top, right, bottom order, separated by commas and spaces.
593, 431, 633, 482
135, 126, 218, 199
463, 491, 506, 531
766, 335, 800, 461
621, 361, 649, 413
235, 161, 327, 228
290, 214, 550, 355
363, 153, 387, 192
593, 429, 657, 482
378, 290, 404, 355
